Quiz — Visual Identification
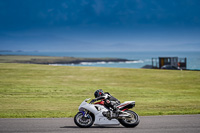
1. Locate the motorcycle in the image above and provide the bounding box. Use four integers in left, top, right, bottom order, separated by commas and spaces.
74, 98, 140, 128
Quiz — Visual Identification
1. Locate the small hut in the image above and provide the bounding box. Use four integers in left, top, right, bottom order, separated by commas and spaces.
152, 57, 187, 70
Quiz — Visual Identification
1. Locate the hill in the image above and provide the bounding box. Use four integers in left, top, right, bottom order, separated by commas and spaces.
0, 55, 131, 64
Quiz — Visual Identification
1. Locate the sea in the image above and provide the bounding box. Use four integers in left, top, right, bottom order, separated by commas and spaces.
1, 51, 200, 70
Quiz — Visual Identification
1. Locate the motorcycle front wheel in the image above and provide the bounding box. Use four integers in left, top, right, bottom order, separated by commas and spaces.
74, 112, 94, 128
118, 110, 140, 128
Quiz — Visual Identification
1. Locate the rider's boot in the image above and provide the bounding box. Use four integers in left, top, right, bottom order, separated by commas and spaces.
113, 106, 120, 114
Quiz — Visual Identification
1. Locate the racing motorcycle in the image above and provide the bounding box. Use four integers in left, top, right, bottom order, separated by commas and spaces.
74, 98, 140, 128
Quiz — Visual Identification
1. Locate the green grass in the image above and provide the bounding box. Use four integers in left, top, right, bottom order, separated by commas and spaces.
0, 63, 200, 118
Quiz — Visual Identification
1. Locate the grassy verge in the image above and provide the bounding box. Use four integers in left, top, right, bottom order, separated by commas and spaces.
0, 63, 200, 118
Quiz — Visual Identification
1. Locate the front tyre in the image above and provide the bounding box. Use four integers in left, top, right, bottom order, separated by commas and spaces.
118, 110, 140, 128
74, 112, 94, 128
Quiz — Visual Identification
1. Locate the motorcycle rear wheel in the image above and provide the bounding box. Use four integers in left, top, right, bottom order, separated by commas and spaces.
118, 110, 140, 128
74, 112, 94, 128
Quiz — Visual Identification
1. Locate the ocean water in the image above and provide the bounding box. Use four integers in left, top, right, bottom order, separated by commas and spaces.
1, 51, 200, 70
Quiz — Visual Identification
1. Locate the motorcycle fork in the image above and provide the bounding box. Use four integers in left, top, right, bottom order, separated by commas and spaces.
80, 110, 90, 118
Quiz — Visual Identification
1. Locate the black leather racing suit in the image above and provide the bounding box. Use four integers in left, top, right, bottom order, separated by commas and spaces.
92, 92, 120, 111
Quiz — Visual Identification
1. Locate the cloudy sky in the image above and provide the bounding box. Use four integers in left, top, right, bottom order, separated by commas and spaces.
0, 0, 200, 52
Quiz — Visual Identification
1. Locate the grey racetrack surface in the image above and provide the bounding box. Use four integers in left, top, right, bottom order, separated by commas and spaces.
0, 115, 200, 133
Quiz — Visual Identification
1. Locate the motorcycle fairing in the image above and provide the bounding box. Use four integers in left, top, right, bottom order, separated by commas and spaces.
78, 100, 119, 125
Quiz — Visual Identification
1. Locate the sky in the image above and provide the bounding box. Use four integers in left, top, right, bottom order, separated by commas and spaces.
0, 0, 200, 52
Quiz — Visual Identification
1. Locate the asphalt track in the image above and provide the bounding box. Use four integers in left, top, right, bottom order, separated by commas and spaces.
0, 115, 200, 133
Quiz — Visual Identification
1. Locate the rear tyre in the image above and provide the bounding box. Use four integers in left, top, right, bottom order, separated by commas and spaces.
118, 110, 140, 128
74, 112, 94, 128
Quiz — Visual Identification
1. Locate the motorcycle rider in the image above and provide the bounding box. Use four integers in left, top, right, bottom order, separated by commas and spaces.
91, 89, 120, 113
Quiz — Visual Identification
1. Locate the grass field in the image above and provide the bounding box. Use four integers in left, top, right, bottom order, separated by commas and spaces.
0, 63, 200, 118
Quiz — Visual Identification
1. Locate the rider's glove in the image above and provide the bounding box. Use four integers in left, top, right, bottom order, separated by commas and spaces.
90, 99, 97, 103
